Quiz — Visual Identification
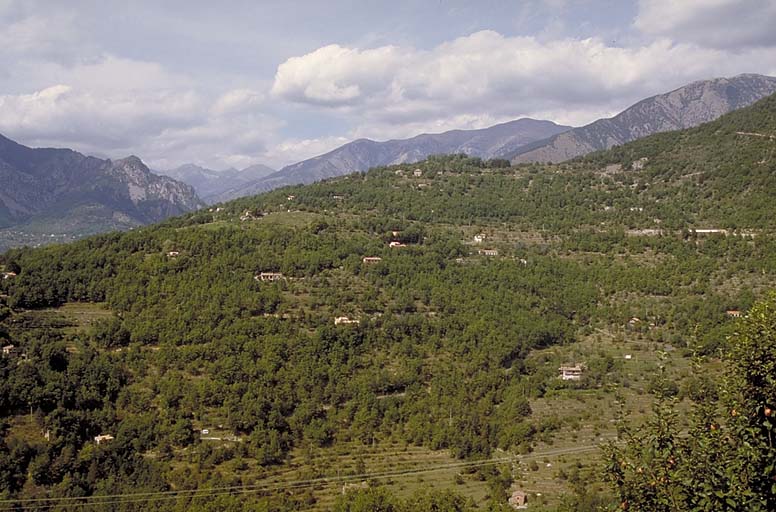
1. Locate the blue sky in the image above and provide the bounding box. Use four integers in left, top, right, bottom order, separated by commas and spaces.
1, 0, 774, 170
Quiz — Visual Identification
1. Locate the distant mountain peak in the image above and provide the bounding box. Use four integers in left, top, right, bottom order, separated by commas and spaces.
156, 162, 275, 203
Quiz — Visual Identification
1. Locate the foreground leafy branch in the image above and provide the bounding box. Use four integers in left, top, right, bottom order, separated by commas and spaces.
605, 293, 776, 511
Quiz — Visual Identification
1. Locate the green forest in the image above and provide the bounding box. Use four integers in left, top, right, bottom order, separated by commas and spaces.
0, 95, 775, 511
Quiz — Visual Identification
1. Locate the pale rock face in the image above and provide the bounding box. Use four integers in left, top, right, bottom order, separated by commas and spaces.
511, 73, 776, 164
128, 183, 147, 202
111, 156, 203, 211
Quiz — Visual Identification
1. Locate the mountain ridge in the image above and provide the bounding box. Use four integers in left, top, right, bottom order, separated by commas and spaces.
213, 118, 571, 201
510, 73, 776, 163
0, 134, 203, 250
157, 163, 275, 203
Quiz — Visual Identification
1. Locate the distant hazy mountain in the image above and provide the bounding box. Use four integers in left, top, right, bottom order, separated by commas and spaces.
0, 133, 203, 250
215, 118, 571, 201
159, 163, 275, 203
510, 73, 776, 164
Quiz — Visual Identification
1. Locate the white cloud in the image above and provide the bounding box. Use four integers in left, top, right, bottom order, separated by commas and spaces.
0, 10, 79, 57
263, 136, 351, 166
211, 88, 265, 115
634, 0, 776, 49
271, 30, 776, 133
3, 3, 776, 173
0, 53, 284, 170
271, 44, 405, 106
0, 82, 203, 151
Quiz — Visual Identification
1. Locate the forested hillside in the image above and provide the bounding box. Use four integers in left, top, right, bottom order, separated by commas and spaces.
0, 94, 775, 511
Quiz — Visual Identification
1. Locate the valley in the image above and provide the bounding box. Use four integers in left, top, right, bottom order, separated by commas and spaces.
2, 93, 776, 510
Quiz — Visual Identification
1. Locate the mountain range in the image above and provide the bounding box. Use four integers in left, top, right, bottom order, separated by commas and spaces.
510, 73, 776, 163
2, 73, 776, 251
213, 118, 570, 201
157, 163, 275, 203
0, 134, 202, 250
211, 73, 776, 201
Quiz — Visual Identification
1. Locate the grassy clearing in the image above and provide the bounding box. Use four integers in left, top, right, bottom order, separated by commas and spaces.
253, 211, 326, 229
53, 302, 112, 327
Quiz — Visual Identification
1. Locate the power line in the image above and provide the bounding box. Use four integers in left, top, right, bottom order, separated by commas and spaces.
0, 443, 605, 510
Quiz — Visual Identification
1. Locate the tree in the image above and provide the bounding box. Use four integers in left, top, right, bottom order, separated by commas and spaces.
605, 293, 776, 511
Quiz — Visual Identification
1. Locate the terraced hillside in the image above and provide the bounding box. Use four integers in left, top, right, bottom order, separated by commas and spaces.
1, 94, 775, 511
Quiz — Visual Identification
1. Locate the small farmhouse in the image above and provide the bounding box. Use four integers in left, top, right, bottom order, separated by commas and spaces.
479, 249, 499, 256
240, 209, 263, 221
1, 272, 17, 279
508, 489, 528, 509
726, 310, 742, 318
362, 257, 382, 264
413, 169, 423, 177
474, 234, 485, 243
334, 316, 360, 325
94, 434, 114, 445
693, 228, 728, 235
167, 251, 180, 257
2, 345, 18, 358
389, 241, 407, 248
255, 272, 284, 282
559, 364, 584, 381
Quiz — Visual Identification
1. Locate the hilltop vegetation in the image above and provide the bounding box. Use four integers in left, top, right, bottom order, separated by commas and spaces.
0, 94, 775, 510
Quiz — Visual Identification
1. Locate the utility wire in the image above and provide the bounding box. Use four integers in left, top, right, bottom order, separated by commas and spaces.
0, 443, 605, 510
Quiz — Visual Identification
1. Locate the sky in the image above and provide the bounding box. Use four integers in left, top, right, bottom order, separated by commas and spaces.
1, 0, 775, 171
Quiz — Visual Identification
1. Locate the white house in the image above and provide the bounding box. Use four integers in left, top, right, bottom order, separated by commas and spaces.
255, 272, 284, 282
559, 364, 584, 381
334, 316, 360, 325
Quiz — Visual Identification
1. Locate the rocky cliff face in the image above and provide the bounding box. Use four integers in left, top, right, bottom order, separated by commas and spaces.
510, 74, 776, 164
108, 156, 202, 216
214, 118, 571, 201
0, 134, 203, 248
